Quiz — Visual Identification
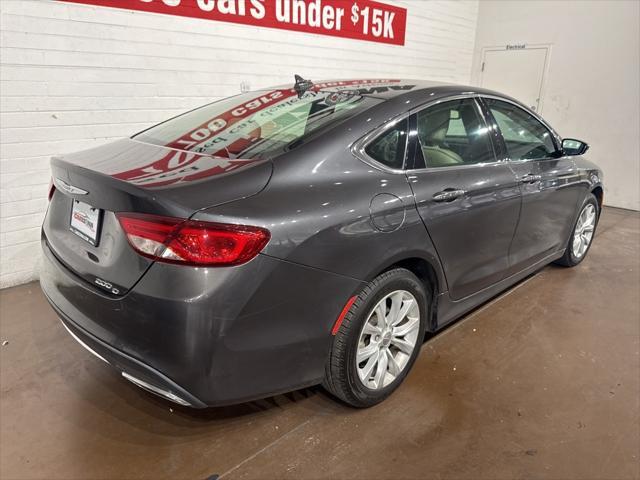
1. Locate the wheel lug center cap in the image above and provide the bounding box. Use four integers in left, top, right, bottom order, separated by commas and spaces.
381, 331, 392, 347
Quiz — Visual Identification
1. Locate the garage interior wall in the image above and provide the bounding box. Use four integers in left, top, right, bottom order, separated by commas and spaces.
0, 0, 480, 289
472, 0, 640, 212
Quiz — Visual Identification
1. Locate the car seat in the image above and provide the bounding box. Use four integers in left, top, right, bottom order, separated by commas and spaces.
418, 108, 464, 167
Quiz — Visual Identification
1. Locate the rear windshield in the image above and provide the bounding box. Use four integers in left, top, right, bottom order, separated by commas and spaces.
134, 89, 381, 159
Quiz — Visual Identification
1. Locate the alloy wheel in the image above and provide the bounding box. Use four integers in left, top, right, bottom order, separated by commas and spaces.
356, 290, 420, 390
572, 203, 596, 259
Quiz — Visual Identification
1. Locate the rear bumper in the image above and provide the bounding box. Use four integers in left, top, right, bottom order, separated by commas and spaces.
40, 236, 364, 407
46, 295, 206, 407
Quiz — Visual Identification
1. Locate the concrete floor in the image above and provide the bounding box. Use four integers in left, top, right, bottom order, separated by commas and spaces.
1, 207, 638, 480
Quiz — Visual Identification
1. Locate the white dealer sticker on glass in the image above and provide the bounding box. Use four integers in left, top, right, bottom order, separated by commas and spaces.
70, 200, 102, 246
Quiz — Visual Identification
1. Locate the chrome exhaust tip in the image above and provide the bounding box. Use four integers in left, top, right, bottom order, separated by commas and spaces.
121, 372, 191, 406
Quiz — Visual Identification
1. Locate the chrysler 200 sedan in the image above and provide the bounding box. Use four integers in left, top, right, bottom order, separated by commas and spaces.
41, 78, 603, 408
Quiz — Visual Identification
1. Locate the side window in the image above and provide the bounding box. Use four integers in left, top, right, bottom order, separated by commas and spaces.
415, 98, 495, 168
485, 99, 557, 161
365, 118, 408, 169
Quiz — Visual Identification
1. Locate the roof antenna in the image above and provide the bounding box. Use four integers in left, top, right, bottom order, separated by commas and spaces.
294, 74, 314, 98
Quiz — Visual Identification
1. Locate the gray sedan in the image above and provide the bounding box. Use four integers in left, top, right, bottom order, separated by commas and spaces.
41, 77, 603, 408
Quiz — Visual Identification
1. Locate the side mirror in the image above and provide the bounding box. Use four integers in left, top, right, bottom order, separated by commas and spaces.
562, 138, 589, 156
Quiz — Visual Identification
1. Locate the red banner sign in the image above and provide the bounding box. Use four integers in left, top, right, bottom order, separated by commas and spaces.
58, 0, 407, 45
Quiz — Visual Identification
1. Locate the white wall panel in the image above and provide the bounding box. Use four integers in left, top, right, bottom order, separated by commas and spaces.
472, 0, 640, 211
0, 0, 480, 288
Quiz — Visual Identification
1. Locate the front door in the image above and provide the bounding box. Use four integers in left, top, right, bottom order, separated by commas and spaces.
481, 97, 583, 272
407, 97, 521, 300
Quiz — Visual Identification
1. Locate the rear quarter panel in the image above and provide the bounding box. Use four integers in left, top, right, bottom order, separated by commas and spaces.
192, 110, 447, 289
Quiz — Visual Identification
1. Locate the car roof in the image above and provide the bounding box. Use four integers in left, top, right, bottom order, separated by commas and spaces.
268, 78, 508, 101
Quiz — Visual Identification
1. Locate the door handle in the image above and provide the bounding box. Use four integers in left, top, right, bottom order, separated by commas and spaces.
433, 189, 466, 202
519, 174, 542, 184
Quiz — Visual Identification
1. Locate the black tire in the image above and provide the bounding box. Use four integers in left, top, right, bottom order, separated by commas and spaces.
555, 193, 600, 267
323, 268, 429, 408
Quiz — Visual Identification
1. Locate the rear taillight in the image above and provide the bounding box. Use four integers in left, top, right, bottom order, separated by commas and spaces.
48, 178, 55, 201
116, 213, 270, 267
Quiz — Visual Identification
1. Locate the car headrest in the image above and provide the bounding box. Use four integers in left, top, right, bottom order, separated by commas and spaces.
419, 108, 451, 146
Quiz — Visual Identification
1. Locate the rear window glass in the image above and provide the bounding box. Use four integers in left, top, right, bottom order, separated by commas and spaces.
134, 89, 380, 160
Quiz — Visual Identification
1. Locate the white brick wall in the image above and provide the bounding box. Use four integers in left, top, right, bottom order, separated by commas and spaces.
0, 0, 480, 288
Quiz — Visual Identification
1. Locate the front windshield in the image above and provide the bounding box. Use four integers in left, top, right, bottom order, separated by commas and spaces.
134, 84, 383, 160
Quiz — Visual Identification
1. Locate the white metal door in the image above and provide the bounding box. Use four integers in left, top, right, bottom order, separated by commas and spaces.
480, 47, 549, 112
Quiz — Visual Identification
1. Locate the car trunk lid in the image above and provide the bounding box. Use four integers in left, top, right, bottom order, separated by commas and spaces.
43, 138, 272, 295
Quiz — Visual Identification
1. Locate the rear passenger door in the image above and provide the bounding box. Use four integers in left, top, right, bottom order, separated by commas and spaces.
406, 97, 521, 300
481, 98, 583, 272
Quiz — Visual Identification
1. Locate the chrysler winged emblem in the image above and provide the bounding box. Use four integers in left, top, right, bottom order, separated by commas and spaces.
55, 178, 88, 195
